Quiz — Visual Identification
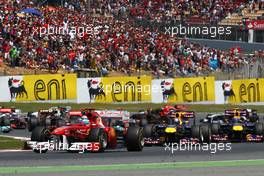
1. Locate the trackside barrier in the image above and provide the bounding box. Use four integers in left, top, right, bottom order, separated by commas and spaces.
0, 74, 77, 102
1, 74, 264, 104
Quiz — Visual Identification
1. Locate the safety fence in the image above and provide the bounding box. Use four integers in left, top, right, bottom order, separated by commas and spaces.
0, 74, 264, 104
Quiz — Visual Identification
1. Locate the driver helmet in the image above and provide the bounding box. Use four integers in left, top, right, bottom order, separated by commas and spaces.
174, 118, 179, 123
234, 111, 240, 119
54, 110, 61, 117
82, 118, 90, 125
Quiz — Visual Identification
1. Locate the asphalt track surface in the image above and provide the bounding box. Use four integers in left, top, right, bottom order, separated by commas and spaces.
1, 113, 264, 176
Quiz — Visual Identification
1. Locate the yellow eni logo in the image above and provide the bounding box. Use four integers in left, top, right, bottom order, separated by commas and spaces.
239, 82, 260, 103
182, 81, 208, 102
96, 76, 152, 103
173, 77, 215, 103
34, 78, 67, 100
230, 78, 264, 103
16, 74, 77, 101
111, 79, 142, 102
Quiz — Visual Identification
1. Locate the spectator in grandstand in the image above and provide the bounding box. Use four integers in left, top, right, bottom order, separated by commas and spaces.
0, 0, 261, 78
260, 0, 264, 9
0, 52, 3, 67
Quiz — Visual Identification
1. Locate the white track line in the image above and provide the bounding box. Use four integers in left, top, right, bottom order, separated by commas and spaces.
0, 149, 31, 152
0, 134, 30, 141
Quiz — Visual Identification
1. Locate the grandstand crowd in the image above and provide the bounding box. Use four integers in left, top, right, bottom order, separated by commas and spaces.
0, 0, 263, 77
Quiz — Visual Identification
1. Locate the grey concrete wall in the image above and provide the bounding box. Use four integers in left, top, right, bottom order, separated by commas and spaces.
189, 38, 264, 52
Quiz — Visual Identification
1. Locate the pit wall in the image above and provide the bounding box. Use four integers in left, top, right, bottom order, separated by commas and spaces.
0, 74, 263, 104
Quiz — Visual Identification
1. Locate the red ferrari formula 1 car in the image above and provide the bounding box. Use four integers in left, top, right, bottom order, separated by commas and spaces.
28, 109, 144, 153
68, 109, 130, 137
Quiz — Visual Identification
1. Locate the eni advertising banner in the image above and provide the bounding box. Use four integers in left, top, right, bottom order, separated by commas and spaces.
13, 74, 77, 101
0, 76, 23, 102
77, 76, 152, 103
152, 77, 215, 103
215, 78, 264, 104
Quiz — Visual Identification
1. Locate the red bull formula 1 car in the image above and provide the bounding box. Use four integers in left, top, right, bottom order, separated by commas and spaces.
131, 105, 210, 145
200, 108, 264, 142
143, 110, 210, 145
130, 104, 188, 126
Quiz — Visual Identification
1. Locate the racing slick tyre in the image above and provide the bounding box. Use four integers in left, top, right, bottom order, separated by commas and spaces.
87, 128, 108, 152
200, 124, 212, 143
28, 117, 38, 132
45, 118, 51, 127
146, 114, 160, 123
143, 124, 154, 138
2, 129, 10, 133
149, 114, 161, 122
211, 123, 220, 135
3, 117, 11, 126
31, 126, 50, 153
66, 137, 79, 153
137, 114, 148, 126
56, 119, 66, 127
130, 114, 147, 126
31, 126, 51, 142
143, 124, 155, 146
140, 118, 148, 126
165, 133, 177, 144
126, 126, 144, 151
255, 122, 264, 135
191, 125, 202, 141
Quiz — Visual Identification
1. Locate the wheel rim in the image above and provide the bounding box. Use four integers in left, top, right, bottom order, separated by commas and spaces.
208, 128, 212, 142
200, 130, 204, 142
140, 133, 144, 147
50, 135, 60, 146
100, 133, 107, 149
42, 129, 51, 141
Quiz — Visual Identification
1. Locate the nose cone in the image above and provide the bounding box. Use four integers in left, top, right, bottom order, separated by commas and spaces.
51, 126, 69, 135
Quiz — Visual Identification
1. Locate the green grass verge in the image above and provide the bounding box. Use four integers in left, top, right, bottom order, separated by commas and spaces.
1, 102, 264, 113
0, 136, 25, 150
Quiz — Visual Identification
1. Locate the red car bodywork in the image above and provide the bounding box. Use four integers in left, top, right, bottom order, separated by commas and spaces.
51, 111, 118, 149
159, 105, 188, 117
0, 108, 13, 113
68, 110, 82, 117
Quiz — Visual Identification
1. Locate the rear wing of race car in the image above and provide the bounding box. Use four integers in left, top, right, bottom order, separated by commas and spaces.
59, 106, 72, 111
0, 108, 13, 113
174, 105, 188, 110
38, 109, 55, 115
69, 110, 83, 117
172, 111, 195, 118
225, 109, 247, 117
95, 110, 130, 121
0, 108, 21, 114
72, 109, 130, 121
181, 111, 195, 118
